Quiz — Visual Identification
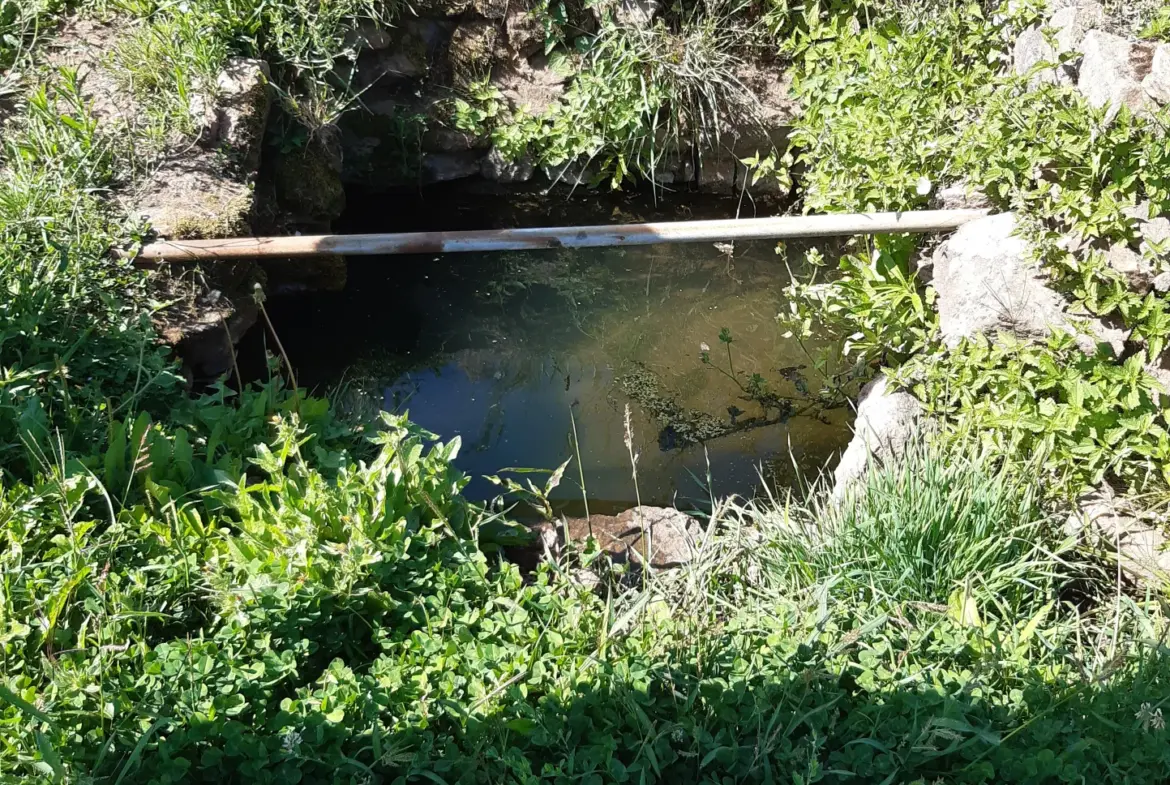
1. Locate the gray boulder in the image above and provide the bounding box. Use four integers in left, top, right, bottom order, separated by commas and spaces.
1013, 27, 1060, 85
1078, 31, 1156, 117
1067, 485, 1170, 586
1124, 201, 1170, 254
932, 213, 1067, 344
1050, 1, 1103, 56
1104, 242, 1154, 292
481, 146, 535, 183
541, 506, 701, 570
1144, 43, 1170, 104
1013, 2, 1103, 86
831, 375, 923, 501
930, 213, 1126, 355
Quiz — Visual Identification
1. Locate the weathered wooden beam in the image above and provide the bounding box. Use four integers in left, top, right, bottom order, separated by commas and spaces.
133, 209, 991, 261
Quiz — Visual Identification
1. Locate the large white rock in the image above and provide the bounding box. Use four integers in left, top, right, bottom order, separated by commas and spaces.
1050, 1, 1103, 55
1014, 3, 1103, 86
1144, 44, 1170, 105
1104, 242, 1154, 292
931, 214, 1067, 344
1067, 486, 1170, 586
1013, 26, 1059, 84
1078, 31, 1156, 116
831, 375, 923, 501
931, 213, 1127, 354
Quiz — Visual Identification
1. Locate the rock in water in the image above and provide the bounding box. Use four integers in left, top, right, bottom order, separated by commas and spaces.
541, 507, 701, 570
831, 375, 923, 501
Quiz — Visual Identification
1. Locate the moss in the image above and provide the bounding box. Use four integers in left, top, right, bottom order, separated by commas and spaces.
273, 139, 346, 222
168, 190, 253, 240
448, 21, 499, 88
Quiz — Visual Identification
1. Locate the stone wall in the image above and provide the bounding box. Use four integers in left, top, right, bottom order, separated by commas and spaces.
333, 2, 798, 195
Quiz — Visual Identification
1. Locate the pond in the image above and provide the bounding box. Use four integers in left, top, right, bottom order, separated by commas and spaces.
244, 186, 853, 512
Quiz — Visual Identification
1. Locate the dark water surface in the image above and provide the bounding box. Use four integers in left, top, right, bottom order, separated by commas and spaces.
244, 187, 851, 510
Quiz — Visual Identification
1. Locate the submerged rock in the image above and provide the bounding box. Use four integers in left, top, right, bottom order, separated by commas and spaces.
423, 151, 484, 183
481, 146, 535, 182
831, 375, 922, 501
261, 252, 348, 294
539, 506, 701, 570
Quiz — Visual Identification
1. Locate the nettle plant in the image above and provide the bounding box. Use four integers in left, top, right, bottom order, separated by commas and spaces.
782, 0, 1170, 498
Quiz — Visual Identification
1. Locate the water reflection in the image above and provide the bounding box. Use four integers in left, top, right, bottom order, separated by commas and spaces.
249, 195, 853, 509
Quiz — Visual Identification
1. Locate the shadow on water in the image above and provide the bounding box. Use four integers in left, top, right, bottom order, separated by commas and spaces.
239, 185, 854, 510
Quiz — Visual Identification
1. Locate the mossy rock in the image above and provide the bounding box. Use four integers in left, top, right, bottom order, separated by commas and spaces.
447, 21, 500, 89
130, 154, 255, 240
273, 137, 346, 223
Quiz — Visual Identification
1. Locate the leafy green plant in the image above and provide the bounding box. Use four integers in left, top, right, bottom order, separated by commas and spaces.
897, 331, 1170, 493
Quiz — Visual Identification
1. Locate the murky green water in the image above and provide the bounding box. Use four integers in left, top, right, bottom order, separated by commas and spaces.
251, 190, 851, 510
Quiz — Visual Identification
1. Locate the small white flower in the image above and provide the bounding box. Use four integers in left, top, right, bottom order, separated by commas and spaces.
1136, 703, 1165, 731
916, 176, 932, 196
282, 729, 303, 753
699, 342, 710, 353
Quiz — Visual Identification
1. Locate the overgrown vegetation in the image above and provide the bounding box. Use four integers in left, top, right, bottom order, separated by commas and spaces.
781, 0, 1170, 501
2, 0, 1170, 781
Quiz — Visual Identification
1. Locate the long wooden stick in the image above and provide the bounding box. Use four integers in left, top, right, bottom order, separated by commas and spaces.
133, 209, 990, 261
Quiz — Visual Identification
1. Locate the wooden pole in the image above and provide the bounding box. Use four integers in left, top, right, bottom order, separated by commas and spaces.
133, 209, 990, 261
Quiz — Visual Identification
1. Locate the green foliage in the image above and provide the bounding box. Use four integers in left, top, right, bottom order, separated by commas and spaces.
4, 1, 1170, 782
0, 0, 66, 74
898, 331, 1170, 493
479, 13, 766, 187
107, 0, 397, 140
783, 0, 1170, 498
755, 439, 1067, 615
0, 76, 181, 480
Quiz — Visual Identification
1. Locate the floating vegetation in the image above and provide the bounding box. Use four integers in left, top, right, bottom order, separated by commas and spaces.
616, 361, 797, 450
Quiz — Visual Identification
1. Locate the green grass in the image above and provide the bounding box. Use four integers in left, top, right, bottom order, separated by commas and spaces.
746, 440, 1069, 616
